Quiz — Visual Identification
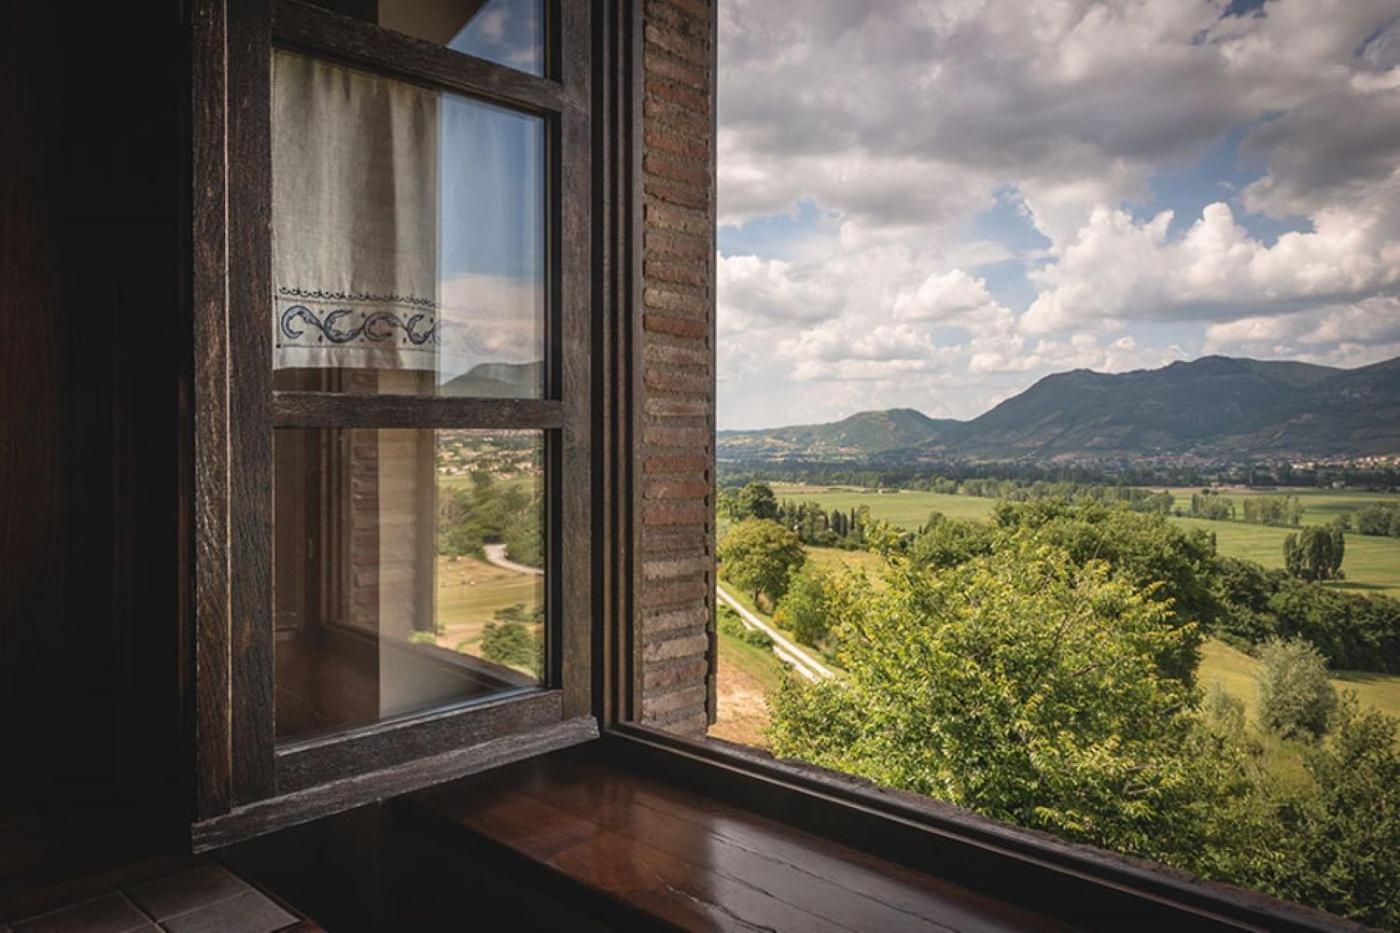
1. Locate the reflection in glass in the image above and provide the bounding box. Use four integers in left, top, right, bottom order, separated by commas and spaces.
305, 0, 546, 76
270, 50, 545, 398
274, 428, 545, 742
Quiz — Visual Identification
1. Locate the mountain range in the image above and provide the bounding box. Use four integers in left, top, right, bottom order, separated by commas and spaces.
718, 355, 1400, 465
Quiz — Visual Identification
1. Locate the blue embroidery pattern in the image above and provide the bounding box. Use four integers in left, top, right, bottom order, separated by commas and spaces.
279, 304, 438, 346
277, 286, 437, 311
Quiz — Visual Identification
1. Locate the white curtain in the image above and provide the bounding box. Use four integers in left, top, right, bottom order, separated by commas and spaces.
271, 50, 440, 372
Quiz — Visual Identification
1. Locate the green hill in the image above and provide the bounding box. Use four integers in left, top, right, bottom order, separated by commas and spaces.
719, 356, 1400, 465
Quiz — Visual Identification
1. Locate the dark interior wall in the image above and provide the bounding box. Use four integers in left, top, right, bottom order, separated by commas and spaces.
1, 0, 185, 832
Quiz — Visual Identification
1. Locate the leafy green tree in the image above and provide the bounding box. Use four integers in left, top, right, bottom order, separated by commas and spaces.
718, 518, 805, 606
736, 481, 779, 521
479, 621, 541, 678
774, 564, 835, 647
1272, 698, 1400, 929
1257, 638, 1338, 740
767, 542, 1254, 872
991, 500, 1214, 683
909, 512, 995, 570
1283, 524, 1345, 582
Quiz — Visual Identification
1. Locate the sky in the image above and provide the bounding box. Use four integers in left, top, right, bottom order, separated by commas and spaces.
716, 0, 1400, 429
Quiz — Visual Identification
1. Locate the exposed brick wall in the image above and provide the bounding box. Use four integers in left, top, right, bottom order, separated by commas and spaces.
637, 0, 716, 737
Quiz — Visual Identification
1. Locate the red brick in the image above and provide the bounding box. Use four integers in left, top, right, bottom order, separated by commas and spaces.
645, 476, 710, 499
644, 338, 710, 368
643, 500, 711, 527
642, 656, 709, 691
645, 25, 709, 67
646, 200, 709, 235
642, 684, 708, 718
645, 255, 709, 289
645, 174, 709, 210
645, 394, 709, 418
643, 313, 707, 339
644, 228, 711, 261
647, 707, 709, 735
647, 79, 710, 118
642, 631, 709, 663
643, 95, 710, 138
645, 122, 708, 159
642, 524, 711, 553
644, 454, 711, 473
643, 555, 714, 582
643, 606, 710, 635
645, 366, 710, 395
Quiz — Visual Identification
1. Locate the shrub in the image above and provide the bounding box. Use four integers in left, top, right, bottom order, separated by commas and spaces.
718, 604, 773, 649
718, 518, 805, 606
1257, 638, 1337, 740
480, 621, 541, 677
774, 564, 834, 647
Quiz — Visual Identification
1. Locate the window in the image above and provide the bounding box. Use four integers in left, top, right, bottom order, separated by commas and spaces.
192, 0, 593, 837
689, 3, 1400, 929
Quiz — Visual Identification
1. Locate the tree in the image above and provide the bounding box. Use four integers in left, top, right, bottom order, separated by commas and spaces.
1283, 525, 1344, 582
480, 621, 542, 678
718, 518, 805, 606
736, 482, 779, 521
909, 512, 994, 570
774, 564, 835, 647
991, 500, 1215, 683
1257, 638, 1337, 740
767, 542, 1254, 873
1277, 698, 1400, 929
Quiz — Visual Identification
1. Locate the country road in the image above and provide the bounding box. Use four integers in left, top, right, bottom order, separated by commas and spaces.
482, 543, 543, 576
715, 584, 833, 683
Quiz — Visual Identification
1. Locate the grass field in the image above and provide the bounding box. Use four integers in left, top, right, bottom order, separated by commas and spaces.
771, 483, 995, 524
433, 555, 542, 655
1160, 486, 1400, 528
1198, 638, 1400, 777
769, 482, 1400, 597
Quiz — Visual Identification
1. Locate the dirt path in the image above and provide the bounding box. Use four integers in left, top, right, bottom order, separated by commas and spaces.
482, 543, 543, 576
715, 584, 833, 682
709, 653, 773, 747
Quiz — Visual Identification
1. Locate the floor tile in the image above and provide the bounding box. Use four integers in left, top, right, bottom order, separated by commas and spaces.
12, 893, 153, 933
159, 891, 296, 933
126, 866, 251, 921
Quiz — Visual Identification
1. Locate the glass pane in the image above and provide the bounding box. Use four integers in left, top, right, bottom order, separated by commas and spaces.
274, 427, 546, 743
270, 50, 545, 398
305, 0, 546, 77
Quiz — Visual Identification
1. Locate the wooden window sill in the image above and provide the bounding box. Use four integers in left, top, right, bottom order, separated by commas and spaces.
402, 745, 1069, 931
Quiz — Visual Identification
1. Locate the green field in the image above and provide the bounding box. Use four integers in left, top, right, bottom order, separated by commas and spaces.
771, 482, 995, 525
1198, 638, 1400, 774
433, 555, 542, 654
1161, 486, 1400, 528
769, 482, 1400, 597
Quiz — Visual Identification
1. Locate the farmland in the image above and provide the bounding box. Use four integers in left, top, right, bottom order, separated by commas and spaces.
769, 482, 1400, 597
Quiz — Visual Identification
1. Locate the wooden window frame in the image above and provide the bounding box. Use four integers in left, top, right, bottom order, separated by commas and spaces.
191, 0, 598, 848
190, 2, 1345, 924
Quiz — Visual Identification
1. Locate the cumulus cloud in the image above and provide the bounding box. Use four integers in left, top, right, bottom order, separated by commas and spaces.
1020, 202, 1400, 334
715, 0, 1400, 425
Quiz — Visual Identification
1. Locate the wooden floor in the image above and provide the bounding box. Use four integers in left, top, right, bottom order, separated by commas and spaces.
406, 748, 1072, 932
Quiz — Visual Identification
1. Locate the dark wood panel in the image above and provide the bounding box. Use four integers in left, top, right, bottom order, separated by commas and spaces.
559, 0, 595, 722
227, 0, 278, 807
276, 690, 564, 792
407, 746, 1073, 933
272, 393, 563, 429
193, 717, 598, 851
191, 0, 235, 822
272, 0, 579, 114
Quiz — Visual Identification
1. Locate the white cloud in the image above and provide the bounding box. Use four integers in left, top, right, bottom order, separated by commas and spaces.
1202, 294, 1400, 365
1020, 202, 1400, 334
715, 0, 1400, 427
